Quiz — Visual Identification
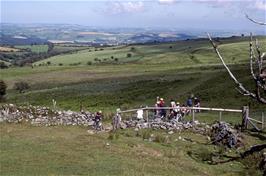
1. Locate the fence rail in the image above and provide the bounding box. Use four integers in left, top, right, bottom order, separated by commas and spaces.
119, 106, 264, 131
120, 106, 242, 113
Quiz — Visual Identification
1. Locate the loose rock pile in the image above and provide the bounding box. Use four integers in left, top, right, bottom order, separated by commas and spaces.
210, 121, 243, 148
122, 118, 198, 131
0, 104, 94, 126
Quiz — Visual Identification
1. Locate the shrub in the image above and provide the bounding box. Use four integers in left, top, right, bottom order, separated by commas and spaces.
0, 62, 8, 69
0, 80, 7, 101
87, 61, 92, 65
127, 53, 132, 58
14, 81, 30, 93
58, 63, 63, 66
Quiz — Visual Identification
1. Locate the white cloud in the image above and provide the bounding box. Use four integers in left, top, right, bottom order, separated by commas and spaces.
158, 0, 177, 5
106, 1, 145, 15
255, 0, 266, 11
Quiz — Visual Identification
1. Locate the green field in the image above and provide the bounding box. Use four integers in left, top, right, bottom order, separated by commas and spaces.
15, 45, 49, 53
2, 37, 265, 113
1, 124, 265, 176
1, 37, 266, 175
35, 38, 266, 66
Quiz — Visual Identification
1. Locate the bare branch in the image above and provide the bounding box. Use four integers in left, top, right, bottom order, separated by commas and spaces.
245, 14, 266, 25
249, 34, 265, 90
249, 33, 257, 81
255, 39, 263, 72
256, 84, 266, 104
207, 33, 257, 99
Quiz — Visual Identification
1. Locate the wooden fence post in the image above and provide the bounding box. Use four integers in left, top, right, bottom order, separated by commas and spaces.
219, 111, 222, 121
146, 106, 149, 123
262, 112, 264, 130
242, 106, 249, 130
192, 108, 195, 123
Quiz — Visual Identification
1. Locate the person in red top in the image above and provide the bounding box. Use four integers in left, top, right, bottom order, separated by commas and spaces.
159, 98, 166, 118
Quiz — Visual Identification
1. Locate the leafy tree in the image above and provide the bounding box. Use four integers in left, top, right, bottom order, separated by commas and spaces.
0, 80, 7, 101
127, 53, 132, 58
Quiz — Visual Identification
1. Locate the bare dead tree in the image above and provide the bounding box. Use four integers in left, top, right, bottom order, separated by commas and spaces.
245, 14, 266, 25
207, 15, 266, 104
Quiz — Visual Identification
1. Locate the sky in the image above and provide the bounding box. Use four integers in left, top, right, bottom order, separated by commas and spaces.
1, 0, 266, 31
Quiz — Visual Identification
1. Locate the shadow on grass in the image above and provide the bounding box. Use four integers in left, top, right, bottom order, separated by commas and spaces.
247, 131, 266, 141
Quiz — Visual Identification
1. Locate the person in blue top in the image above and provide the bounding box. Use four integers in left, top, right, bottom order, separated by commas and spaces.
186, 97, 193, 107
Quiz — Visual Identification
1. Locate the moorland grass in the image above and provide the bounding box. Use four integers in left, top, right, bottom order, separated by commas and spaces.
2, 124, 264, 176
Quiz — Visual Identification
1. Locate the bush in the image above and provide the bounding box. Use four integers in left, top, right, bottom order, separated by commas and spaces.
127, 53, 132, 58
87, 61, 92, 65
0, 62, 8, 69
0, 80, 7, 101
58, 63, 63, 66
14, 81, 30, 93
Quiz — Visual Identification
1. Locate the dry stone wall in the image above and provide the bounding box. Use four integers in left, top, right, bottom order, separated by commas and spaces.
0, 104, 94, 126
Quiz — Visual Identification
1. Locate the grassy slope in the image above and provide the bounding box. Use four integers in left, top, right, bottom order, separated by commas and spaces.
1, 124, 264, 176
1, 37, 266, 176
34, 38, 266, 66
2, 37, 265, 113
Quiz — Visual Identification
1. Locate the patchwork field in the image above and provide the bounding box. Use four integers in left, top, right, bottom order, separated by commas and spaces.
2, 37, 265, 113
0, 46, 20, 52
35, 38, 266, 66
15, 45, 49, 53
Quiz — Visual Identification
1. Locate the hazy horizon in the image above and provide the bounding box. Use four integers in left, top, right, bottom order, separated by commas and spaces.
1, 0, 265, 33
